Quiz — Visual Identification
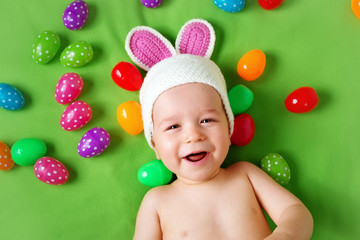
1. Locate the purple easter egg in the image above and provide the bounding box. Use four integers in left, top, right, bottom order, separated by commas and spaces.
62, 0, 89, 30
77, 127, 110, 158
141, 0, 162, 8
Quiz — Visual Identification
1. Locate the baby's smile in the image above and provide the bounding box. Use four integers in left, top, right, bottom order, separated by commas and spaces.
183, 152, 210, 165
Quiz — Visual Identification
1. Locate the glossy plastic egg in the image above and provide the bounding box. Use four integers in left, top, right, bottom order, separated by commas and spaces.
60, 41, 93, 67
55, 73, 83, 104
258, 0, 284, 10
62, 0, 89, 30
32, 31, 60, 64
137, 160, 173, 187
141, 0, 162, 8
261, 153, 290, 185
77, 127, 110, 158
0, 141, 14, 171
351, 0, 360, 20
285, 87, 319, 113
60, 100, 92, 131
213, 0, 245, 13
228, 84, 254, 115
34, 157, 69, 185
111, 61, 143, 91
230, 113, 255, 146
11, 138, 47, 166
237, 49, 266, 81
117, 101, 143, 135
0, 83, 25, 110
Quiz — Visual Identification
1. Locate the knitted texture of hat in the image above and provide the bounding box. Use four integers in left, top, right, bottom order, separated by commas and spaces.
140, 54, 234, 148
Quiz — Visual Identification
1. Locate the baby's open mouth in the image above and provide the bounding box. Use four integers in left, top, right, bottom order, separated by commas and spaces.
185, 152, 208, 162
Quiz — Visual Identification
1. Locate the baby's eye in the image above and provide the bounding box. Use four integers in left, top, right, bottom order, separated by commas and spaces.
201, 119, 215, 124
167, 124, 180, 130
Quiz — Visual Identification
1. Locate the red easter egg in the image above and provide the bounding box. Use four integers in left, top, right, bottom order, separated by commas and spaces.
231, 114, 255, 146
285, 87, 319, 113
60, 100, 92, 131
258, 0, 284, 10
111, 61, 143, 91
34, 157, 69, 185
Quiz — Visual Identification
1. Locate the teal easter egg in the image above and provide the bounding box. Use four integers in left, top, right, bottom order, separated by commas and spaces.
137, 160, 173, 187
0, 83, 25, 110
261, 153, 291, 185
11, 138, 47, 166
60, 41, 93, 67
228, 84, 254, 115
32, 31, 60, 64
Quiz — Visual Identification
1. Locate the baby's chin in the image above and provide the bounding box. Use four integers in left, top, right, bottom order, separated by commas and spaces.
175, 168, 223, 185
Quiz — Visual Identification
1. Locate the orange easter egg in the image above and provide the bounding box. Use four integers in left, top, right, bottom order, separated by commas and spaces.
352, 0, 360, 20
0, 140, 14, 171
237, 49, 266, 81
117, 101, 143, 135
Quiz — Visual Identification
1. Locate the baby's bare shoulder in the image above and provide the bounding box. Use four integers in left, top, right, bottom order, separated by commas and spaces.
226, 161, 260, 175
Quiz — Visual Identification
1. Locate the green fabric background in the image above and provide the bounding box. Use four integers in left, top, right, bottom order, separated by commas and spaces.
1, 0, 359, 239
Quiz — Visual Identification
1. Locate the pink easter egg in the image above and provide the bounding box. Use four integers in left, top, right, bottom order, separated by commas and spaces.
60, 100, 92, 131
34, 157, 69, 185
77, 127, 111, 158
55, 73, 83, 104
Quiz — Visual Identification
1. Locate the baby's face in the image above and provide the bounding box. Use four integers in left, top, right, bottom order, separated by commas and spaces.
151, 83, 231, 184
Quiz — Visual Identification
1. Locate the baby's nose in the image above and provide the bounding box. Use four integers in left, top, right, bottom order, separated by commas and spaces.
184, 126, 206, 143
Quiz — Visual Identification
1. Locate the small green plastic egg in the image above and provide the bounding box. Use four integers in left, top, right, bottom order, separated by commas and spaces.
11, 138, 47, 166
228, 84, 254, 115
60, 41, 93, 67
261, 153, 291, 185
137, 160, 173, 187
32, 31, 61, 64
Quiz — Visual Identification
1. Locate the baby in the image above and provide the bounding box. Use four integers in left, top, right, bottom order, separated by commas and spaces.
125, 19, 313, 240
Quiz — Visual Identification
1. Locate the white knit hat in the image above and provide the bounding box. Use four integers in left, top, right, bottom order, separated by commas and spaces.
125, 19, 234, 148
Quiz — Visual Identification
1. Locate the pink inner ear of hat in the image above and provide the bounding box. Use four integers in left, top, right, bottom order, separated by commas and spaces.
178, 22, 211, 57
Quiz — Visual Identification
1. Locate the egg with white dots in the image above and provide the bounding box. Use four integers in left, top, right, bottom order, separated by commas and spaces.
34, 157, 69, 185
213, 0, 245, 13
62, 0, 89, 30
77, 127, 111, 158
55, 72, 83, 104
260, 153, 291, 185
32, 31, 60, 64
60, 41, 93, 67
0, 83, 25, 111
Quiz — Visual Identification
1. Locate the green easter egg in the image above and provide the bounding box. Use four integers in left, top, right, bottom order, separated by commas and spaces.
228, 84, 254, 115
11, 138, 47, 166
137, 160, 173, 187
261, 153, 291, 185
32, 31, 61, 64
60, 41, 93, 67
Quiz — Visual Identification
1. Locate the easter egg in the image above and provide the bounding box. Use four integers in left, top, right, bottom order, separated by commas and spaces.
141, 0, 162, 8
77, 127, 111, 158
261, 153, 290, 185
237, 49, 266, 81
11, 138, 47, 166
213, 0, 245, 13
137, 160, 173, 187
60, 100, 92, 131
55, 73, 84, 104
111, 61, 143, 91
62, 0, 89, 30
351, 0, 360, 20
0, 141, 14, 171
32, 31, 60, 64
258, 0, 284, 10
0, 83, 25, 111
60, 41, 93, 67
228, 84, 254, 115
117, 101, 143, 135
34, 157, 69, 185
285, 87, 319, 113
230, 113, 255, 146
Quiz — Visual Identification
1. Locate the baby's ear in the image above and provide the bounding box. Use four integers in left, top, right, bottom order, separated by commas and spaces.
175, 19, 215, 58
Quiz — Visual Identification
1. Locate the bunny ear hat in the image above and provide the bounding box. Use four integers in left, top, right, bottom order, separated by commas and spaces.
125, 19, 234, 148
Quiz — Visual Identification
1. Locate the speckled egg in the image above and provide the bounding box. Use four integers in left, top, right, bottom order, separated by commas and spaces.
62, 0, 89, 30
32, 31, 60, 64
55, 73, 83, 104
34, 157, 69, 185
60, 100, 92, 131
0, 140, 14, 171
60, 41, 93, 67
261, 153, 291, 185
0, 83, 25, 111
213, 0, 245, 13
77, 127, 110, 158
141, 0, 162, 8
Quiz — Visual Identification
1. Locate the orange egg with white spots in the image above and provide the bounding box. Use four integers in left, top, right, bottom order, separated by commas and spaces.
117, 101, 143, 135
0, 140, 14, 171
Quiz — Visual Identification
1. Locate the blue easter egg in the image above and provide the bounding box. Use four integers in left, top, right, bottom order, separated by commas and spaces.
0, 83, 25, 110
213, 0, 245, 13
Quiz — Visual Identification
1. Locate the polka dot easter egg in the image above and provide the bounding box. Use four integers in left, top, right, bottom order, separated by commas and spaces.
32, 31, 60, 64
213, 0, 245, 13
0, 83, 25, 111
60, 41, 93, 68
0, 141, 14, 171
77, 127, 110, 158
62, 0, 89, 30
34, 157, 69, 185
261, 153, 291, 185
55, 73, 83, 104
137, 160, 173, 187
141, 0, 162, 8
60, 100, 92, 131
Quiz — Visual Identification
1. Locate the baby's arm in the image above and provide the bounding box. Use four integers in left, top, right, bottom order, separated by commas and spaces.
133, 188, 162, 240
239, 162, 313, 240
